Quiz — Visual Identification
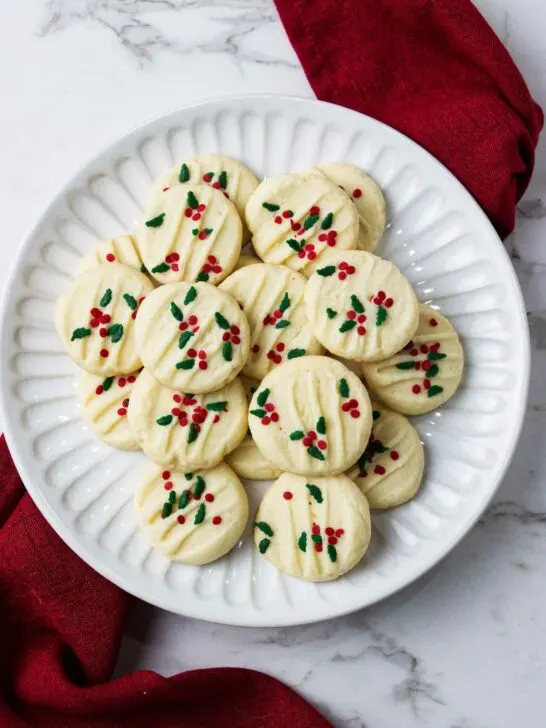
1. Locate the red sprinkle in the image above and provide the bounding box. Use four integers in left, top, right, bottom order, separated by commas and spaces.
187, 348, 197, 358
312, 524, 320, 535
198, 350, 207, 360
315, 544, 323, 553
252, 344, 260, 353
99, 327, 108, 337
357, 326, 366, 336
106, 253, 115, 262
162, 471, 171, 480
173, 394, 181, 403
100, 349, 109, 358
282, 210, 293, 218
353, 188, 362, 198
317, 440, 327, 450
391, 451, 399, 460
328, 536, 338, 545
309, 205, 320, 216
265, 403, 275, 412
374, 465, 386, 475
95, 385, 103, 395
412, 385, 421, 394
212, 516, 222, 525
118, 377, 126, 387
350, 410, 360, 418
117, 407, 127, 416
276, 342, 285, 352
199, 361, 208, 370
338, 272, 347, 280
205, 493, 215, 502
420, 344, 429, 354
347, 310, 356, 320
274, 216, 282, 224
171, 263, 179, 272
325, 527, 334, 536
283, 491, 293, 500
423, 378, 431, 390
384, 298, 393, 308
430, 318, 438, 327
177, 515, 186, 524
164, 481, 173, 491
335, 529, 345, 537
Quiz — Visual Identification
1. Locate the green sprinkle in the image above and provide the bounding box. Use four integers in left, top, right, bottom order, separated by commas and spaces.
179, 163, 190, 183
250, 408, 266, 418
289, 430, 305, 441
428, 352, 447, 361
187, 191, 199, 210
176, 359, 194, 370
351, 294, 365, 314
317, 265, 336, 277
279, 292, 290, 313
170, 301, 183, 321
427, 364, 439, 378
71, 327, 91, 341
123, 293, 138, 310
195, 271, 209, 282
376, 306, 387, 327
316, 416, 326, 435
256, 389, 270, 407
99, 288, 112, 307
188, 423, 199, 444
178, 331, 193, 350
168, 491, 176, 504
311, 533, 322, 545
262, 202, 280, 212
102, 376, 114, 392
428, 385, 444, 398
108, 323, 123, 343
320, 212, 333, 230
193, 476, 206, 499
145, 213, 165, 228
396, 361, 415, 370
306, 483, 323, 503
327, 544, 337, 563
339, 378, 349, 398
286, 238, 302, 253
303, 214, 319, 230
215, 311, 230, 329
218, 170, 228, 190
275, 319, 290, 329
254, 521, 273, 537
184, 286, 197, 305
206, 401, 227, 411
326, 308, 337, 319
259, 537, 271, 554
151, 262, 169, 274
194, 503, 206, 524
161, 502, 172, 518
287, 348, 305, 360
222, 341, 233, 361
372, 410, 381, 421
339, 320, 356, 333
298, 531, 307, 552
184, 472, 193, 481
307, 445, 325, 461
179, 490, 190, 509
156, 415, 173, 426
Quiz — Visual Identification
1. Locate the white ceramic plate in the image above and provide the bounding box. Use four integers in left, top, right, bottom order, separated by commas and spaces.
0, 96, 528, 626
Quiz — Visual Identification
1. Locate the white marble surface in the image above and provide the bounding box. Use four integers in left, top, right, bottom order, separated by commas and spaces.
2, 1, 546, 726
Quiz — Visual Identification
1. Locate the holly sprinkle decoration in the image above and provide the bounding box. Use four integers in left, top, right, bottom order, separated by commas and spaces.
339, 294, 367, 335
339, 378, 362, 418
254, 520, 274, 554
151, 252, 180, 274
70, 288, 129, 359
202, 170, 229, 197
396, 335, 446, 398
262, 202, 339, 259
262, 292, 291, 329
317, 261, 356, 280
250, 388, 279, 425
289, 416, 328, 461
95, 373, 137, 396
356, 410, 399, 477
155, 392, 227, 443
370, 290, 394, 326
196, 254, 223, 282
214, 311, 242, 362
159, 471, 222, 525
298, 522, 345, 563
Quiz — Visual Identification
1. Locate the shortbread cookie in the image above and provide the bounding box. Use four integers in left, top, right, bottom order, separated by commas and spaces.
54, 263, 154, 375
245, 172, 359, 276
225, 377, 282, 481
136, 460, 248, 565
362, 304, 464, 415
347, 405, 424, 509
78, 369, 141, 450
78, 234, 149, 276
305, 251, 419, 362
154, 154, 259, 231
220, 263, 323, 379
137, 184, 242, 285
135, 282, 250, 393
330, 355, 363, 378
248, 356, 372, 476
127, 369, 247, 471
253, 472, 371, 581
313, 163, 386, 252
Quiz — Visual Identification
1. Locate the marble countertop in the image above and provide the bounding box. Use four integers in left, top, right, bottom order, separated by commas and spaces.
2, 1, 546, 726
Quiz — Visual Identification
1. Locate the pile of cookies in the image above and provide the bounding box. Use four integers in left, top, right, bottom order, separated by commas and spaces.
54, 154, 464, 583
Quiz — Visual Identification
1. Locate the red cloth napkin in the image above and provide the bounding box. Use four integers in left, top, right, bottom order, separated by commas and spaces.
274, 0, 543, 239
0, 438, 331, 728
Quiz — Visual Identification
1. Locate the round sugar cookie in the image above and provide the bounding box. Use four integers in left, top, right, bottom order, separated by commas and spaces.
362, 304, 464, 415
245, 172, 359, 276
313, 163, 386, 252
305, 251, 419, 362
137, 183, 242, 285
220, 263, 323, 379
78, 369, 141, 450
54, 263, 154, 375
135, 282, 250, 393
225, 376, 282, 481
154, 154, 259, 231
253, 472, 371, 582
78, 234, 148, 276
136, 460, 248, 565
127, 369, 247, 471
248, 356, 372, 476
347, 404, 424, 509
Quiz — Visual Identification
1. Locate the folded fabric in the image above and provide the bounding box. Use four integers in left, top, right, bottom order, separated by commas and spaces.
0, 438, 331, 728
274, 0, 543, 238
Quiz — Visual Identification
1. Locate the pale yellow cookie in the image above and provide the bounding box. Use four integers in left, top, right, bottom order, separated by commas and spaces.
245, 172, 359, 276
135, 460, 248, 565
305, 251, 419, 362
78, 234, 148, 276
346, 404, 424, 509
362, 304, 464, 415
154, 153, 259, 233
54, 263, 154, 375
134, 282, 250, 394
234, 254, 261, 270
224, 376, 282, 481
313, 163, 386, 252
220, 263, 323, 379
330, 354, 363, 378
127, 369, 247, 471
253, 472, 371, 582
248, 356, 372, 476
137, 184, 242, 285
78, 369, 141, 450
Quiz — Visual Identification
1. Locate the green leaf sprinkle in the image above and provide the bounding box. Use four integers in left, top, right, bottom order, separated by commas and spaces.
326, 308, 337, 319
327, 544, 337, 563
311, 533, 323, 545
215, 311, 230, 329
287, 348, 305, 360
254, 521, 274, 537
178, 331, 193, 350
176, 359, 194, 370
145, 213, 165, 228
316, 416, 326, 435
320, 212, 333, 230
317, 265, 336, 277
222, 341, 233, 361
218, 170, 228, 189
156, 415, 173, 426
257, 389, 270, 407
376, 306, 387, 327
428, 385, 444, 398
262, 202, 280, 212
168, 491, 176, 504
108, 323, 123, 343
184, 286, 197, 305
339, 378, 349, 398
306, 483, 323, 503
259, 537, 271, 554
396, 361, 415, 370
179, 163, 190, 183
250, 409, 267, 418
428, 352, 447, 361
275, 319, 290, 329
374, 441, 389, 454
427, 364, 439, 378
194, 503, 206, 524
99, 288, 112, 307
151, 262, 169, 274
206, 401, 227, 412
123, 293, 138, 310
303, 214, 319, 230
286, 238, 302, 253
187, 191, 199, 210
193, 476, 206, 499
170, 301, 183, 321
71, 327, 91, 341
195, 271, 209, 282
188, 423, 199, 444
102, 376, 114, 392
161, 502, 172, 518
140, 263, 148, 273
298, 531, 307, 552
372, 410, 381, 421
307, 445, 325, 461
184, 472, 194, 481
351, 294, 365, 314
179, 490, 190, 509
339, 320, 356, 333
279, 292, 290, 313
289, 430, 305, 441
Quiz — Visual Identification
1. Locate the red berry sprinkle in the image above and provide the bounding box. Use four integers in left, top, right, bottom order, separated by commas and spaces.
309, 205, 320, 216
430, 318, 438, 327
328, 536, 338, 545
106, 253, 115, 262
162, 471, 171, 480
420, 344, 429, 354
173, 394, 181, 403
265, 403, 275, 412
283, 491, 293, 500
374, 465, 386, 475
412, 385, 421, 394
317, 440, 327, 450
350, 410, 360, 418
95, 385, 103, 395
325, 527, 334, 536
391, 451, 399, 460
212, 516, 222, 525
99, 327, 108, 337
199, 361, 208, 370
252, 344, 260, 353
357, 326, 366, 336
274, 216, 282, 224
338, 272, 347, 280
353, 188, 362, 198
164, 481, 173, 491
336, 529, 344, 538
177, 515, 186, 524
282, 210, 293, 218
205, 493, 215, 503
315, 544, 323, 553
100, 349, 109, 358
384, 298, 394, 308
187, 348, 197, 358
276, 342, 285, 352
90, 308, 101, 318
347, 310, 356, 320
312, 524, 320, 535
423, 379, 431, 390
